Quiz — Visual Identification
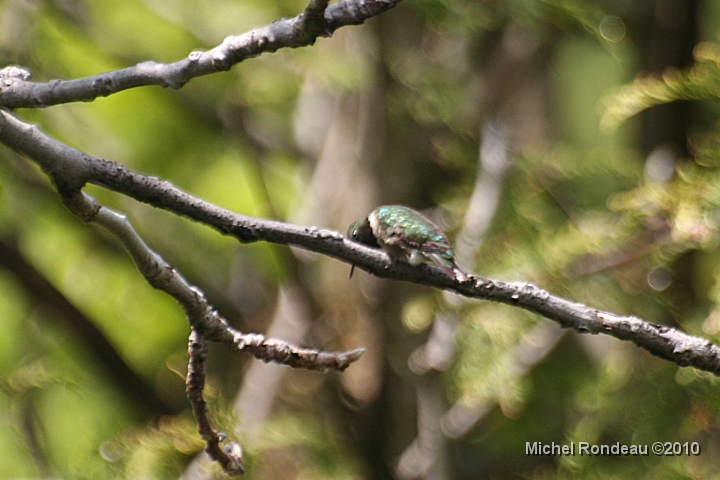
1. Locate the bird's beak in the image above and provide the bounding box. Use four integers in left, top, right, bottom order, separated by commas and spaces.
349, 264, 356, 279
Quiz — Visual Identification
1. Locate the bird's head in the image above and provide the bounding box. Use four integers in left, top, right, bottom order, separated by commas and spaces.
346, 218, 379, 248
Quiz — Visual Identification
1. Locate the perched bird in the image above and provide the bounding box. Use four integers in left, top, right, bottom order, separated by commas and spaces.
347, 205, 467, 281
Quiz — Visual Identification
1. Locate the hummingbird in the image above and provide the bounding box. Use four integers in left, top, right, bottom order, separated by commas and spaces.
347, 205, 468, 281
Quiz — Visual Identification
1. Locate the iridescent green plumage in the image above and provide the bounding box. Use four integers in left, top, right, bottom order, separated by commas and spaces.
347, 205, 467, 281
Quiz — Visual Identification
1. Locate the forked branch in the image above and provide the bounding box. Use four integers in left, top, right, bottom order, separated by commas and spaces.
0, 109, 718, 376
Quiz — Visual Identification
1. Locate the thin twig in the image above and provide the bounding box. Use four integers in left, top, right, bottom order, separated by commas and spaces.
187, 329, 245, 476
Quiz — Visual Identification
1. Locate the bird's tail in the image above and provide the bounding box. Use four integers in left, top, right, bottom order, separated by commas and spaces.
427, 253, 468, 282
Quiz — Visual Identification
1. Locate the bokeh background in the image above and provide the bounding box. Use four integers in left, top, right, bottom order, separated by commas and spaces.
2, 0, 720, 478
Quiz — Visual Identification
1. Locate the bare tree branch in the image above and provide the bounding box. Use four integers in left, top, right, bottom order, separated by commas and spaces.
77, 191, 361, 474
0, 0, 400, 109
46, 189, 363, 473
299, 0, 332, 39
88, 194, 366, 372
0, 110, 718, 376
186, 328, 245, 476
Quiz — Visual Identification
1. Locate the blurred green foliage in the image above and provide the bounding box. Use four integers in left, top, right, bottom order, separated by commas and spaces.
602, 42, 720, 130
4, 0, 720, 479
